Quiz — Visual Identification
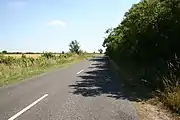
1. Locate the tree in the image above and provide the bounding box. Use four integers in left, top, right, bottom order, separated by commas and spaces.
102, 0, 180, 113
2, 50, 7, 54
69, 40, 81, 54
98, 49, 103, 54
103, 0, 180, 87
62, 51, 65, 54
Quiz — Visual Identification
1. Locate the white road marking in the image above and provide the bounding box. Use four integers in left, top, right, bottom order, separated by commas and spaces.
89, 63, 92, 67
8, 94, 48, 120
90, 61, 96, 66
77, 69, 84, 75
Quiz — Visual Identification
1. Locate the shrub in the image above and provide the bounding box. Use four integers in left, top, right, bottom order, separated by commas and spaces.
162, 78, 180, 113
161, 60, 180, 113
21, 54, 26, 59
41, 52, 55, 59
0, 55, 15, 65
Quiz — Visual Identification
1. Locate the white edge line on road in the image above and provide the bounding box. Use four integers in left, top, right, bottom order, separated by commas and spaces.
90, 61, 96, 66
90, 62, 93, 66
8, 94, 48, 120
77, 69, 84, 75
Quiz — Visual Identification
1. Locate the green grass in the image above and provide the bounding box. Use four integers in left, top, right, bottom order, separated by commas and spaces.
0, 53, 95, 87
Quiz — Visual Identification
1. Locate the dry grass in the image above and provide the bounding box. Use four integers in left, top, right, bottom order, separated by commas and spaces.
133, 102, 179, 120
4, 54, 41, 58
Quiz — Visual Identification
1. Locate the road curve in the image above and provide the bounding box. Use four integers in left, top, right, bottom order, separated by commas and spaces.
0, 57, 139, 120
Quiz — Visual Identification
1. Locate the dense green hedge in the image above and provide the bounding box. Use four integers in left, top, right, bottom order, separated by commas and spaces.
103, 0, 180, 113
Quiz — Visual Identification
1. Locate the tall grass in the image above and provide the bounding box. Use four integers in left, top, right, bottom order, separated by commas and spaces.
111, 56, 180, 115
162, 81, 180, 114
0, 53, 88, 86
160, 61, 180, 114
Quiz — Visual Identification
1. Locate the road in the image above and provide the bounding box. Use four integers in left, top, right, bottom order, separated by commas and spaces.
0, 57, 139, 120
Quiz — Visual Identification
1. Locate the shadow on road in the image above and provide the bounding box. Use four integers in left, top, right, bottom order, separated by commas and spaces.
69, 57, 153, 101
88, 57, 105, 62
69, 57, 125, 98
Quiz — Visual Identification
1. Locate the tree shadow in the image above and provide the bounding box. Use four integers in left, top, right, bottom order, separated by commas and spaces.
69, 59, 125, 98
88, 57, 105, 62
88, 65, 107, 69
69, 57, 154, 101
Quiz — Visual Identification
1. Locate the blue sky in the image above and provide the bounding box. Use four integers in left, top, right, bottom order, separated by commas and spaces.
0, 0, 140, 52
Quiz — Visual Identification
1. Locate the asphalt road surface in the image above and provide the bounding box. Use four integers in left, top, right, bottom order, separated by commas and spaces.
0, 57, 139, 120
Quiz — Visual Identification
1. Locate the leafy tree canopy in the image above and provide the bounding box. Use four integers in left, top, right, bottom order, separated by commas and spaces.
2, 50, 8, 54
69, 40, 81, 54
98, 49, 103, 54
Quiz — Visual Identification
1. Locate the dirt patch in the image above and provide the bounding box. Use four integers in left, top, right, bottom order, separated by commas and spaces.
133, 102, 179, 120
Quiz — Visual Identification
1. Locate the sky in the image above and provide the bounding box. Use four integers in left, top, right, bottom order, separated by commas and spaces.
0, 0, 140, 53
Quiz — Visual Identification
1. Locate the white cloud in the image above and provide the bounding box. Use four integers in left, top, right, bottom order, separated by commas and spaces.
7, 1, 26, 8
48, 20, 66, 27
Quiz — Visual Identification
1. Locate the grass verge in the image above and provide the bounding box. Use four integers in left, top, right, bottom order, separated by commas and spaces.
0, 54, 95, 87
